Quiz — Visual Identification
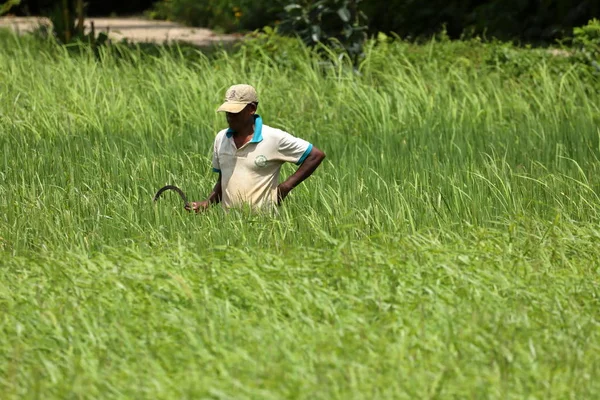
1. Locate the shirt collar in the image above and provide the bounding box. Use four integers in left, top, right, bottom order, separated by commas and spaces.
226, 115, 263, 143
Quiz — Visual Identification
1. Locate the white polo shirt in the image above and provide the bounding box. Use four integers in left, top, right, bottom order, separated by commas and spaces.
212, 115, 313, 209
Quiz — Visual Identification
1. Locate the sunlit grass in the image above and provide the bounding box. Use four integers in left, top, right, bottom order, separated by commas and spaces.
1, 30, 599, 398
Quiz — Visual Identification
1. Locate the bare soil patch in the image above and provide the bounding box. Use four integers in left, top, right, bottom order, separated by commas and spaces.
0, 16, 240, 46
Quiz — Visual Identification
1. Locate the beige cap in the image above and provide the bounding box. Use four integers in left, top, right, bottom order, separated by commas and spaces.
217, 84, 259, 113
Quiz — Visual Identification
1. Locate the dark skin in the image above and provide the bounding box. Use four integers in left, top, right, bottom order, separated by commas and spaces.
186, 103, 326, 212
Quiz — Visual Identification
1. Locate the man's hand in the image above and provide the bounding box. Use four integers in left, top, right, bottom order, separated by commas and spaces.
186, 175, 222, 213
185, 200, 210, 213
277, 183, 292, 205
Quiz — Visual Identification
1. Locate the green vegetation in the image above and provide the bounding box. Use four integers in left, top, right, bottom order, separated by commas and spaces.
1, 30, 600, 398
0, 0, 21, 16
144, 0, 598, 43
276, 0, 368, 65
146, 0, 277, 33
574, 18, 600, 70
361, 0, 599, 42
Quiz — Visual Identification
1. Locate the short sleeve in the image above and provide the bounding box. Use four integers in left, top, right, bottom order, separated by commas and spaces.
276, 131, 313, 165
212, 136, 221, 173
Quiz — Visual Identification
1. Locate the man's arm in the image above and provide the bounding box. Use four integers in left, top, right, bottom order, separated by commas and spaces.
186, 174, 222, 212
278, 146, 326, 204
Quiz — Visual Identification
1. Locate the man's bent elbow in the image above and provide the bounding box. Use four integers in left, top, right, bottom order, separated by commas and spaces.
312, 147, 326, 162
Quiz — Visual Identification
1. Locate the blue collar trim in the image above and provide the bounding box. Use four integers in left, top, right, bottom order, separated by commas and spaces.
226, 115, 263, 143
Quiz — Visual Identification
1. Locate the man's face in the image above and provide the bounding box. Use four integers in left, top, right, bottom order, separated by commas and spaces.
226, 104, 256, 132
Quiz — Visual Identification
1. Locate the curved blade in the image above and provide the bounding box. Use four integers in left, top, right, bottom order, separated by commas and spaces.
153, 185, 189, 207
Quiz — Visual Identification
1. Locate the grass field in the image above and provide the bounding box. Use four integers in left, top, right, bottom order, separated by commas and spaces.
1, 31, 600, 398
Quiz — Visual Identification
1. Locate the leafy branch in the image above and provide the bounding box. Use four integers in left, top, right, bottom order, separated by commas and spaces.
0, 0, 20, 16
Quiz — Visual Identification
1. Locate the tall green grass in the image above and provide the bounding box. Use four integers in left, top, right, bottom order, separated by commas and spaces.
1, 31, 599, 398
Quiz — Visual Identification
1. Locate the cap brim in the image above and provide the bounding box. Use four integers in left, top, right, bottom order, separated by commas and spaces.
216, 102, 248, 113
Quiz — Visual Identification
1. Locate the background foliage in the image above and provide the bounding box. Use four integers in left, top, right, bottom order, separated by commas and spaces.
7, 0, 599, 42
276, 0, 367, 63
361, 0, 599, 42
145, 0, 279, 32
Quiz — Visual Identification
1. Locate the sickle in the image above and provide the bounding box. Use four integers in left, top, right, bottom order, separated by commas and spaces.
153, 185, 189, 207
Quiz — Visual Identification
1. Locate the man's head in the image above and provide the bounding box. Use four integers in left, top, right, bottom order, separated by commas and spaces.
217, 84, 258, 114
217, 84, 259, 132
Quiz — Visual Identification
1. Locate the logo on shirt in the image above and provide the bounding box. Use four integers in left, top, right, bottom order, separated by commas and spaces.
254, 155, 268, 168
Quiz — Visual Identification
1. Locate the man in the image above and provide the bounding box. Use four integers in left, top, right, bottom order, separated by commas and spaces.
186, 84, 326, 212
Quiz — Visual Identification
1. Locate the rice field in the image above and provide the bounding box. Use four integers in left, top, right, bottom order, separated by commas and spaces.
1, 31, 600, 398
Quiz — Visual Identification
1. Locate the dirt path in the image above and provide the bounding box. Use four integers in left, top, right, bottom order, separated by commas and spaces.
0, 16, 240, 46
